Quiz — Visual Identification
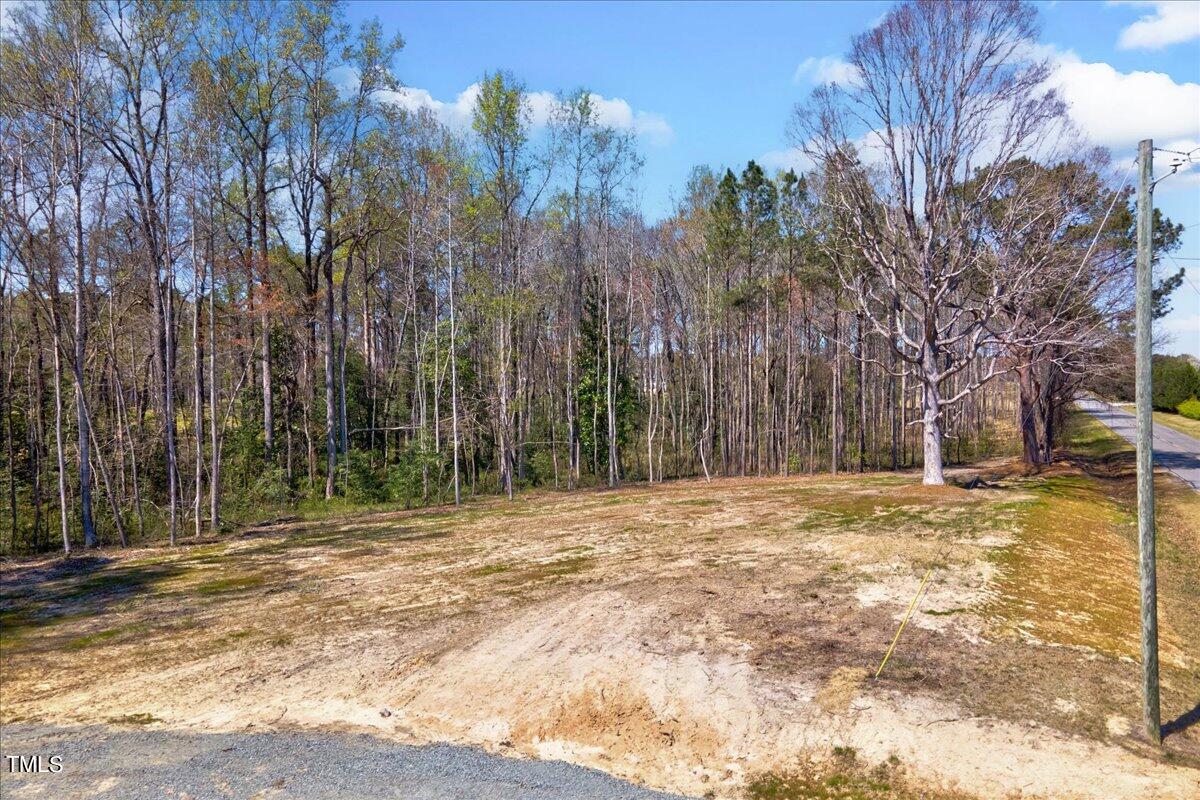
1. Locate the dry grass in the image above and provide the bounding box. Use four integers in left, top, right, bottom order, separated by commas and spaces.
1154, 410, 1200, 439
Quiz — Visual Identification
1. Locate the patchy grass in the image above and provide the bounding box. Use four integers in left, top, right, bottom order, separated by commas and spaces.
790, 484, 998, 540
970, 409, 1200, 748
65, 624, 149, 651
194, 574, 267, 596
1065, 408, 1133, 460
922, 607, 967, 617
106, 712, 160, 726
747, 751, 978, 800
984, 473, 1145, 660
1059, 410, 1200, 653
504, 555, 594, 584
472, 563, 512, 577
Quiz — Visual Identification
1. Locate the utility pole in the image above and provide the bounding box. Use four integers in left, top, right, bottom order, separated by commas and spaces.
1135, 138, 1160, 744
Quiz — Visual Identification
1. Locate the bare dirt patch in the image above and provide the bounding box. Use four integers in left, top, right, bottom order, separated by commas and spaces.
2, 455, 1198, 799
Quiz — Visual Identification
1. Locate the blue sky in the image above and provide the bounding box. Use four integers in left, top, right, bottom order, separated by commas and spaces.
345, 0, 1200, 354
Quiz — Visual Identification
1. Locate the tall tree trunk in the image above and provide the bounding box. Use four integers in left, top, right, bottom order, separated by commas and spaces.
51, 313, 71, 554
71, 133, 95, 548
604, 224, 618, 488
920, 339, 945, 486
889, 303, 899, 471
258, 148, 274, 460
1017, 361, 1043, 467
447, 195, 462, 506
830, 304, 841, 475
45, 146, 71, 554
323, 233, 337, 500
208, 233, 221, 533
338, 251, 353, 464
855, 312, 866, 473
192, 215, 205, 538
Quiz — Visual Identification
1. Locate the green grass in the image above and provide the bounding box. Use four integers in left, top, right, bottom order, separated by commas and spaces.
1063, 407, 1132, 459
194, 574, 266, 595
983, 408, 1200, 677
747, 751, 975, 800
790, 490, 1001, 539
0, 559, 188, 654
922, 607, 967, 616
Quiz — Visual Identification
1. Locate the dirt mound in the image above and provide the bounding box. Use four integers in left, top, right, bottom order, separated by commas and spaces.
390, 590, 759, 791
385, 590, 1198, 799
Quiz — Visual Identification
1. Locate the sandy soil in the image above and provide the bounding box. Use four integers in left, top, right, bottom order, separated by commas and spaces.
2, 464, 1198, 799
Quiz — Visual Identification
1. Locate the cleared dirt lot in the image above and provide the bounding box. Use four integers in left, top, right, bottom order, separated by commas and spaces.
2, 414, 1199, 799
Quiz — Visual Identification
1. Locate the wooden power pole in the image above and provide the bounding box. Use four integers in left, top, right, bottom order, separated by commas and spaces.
1135, 138, 1160, 744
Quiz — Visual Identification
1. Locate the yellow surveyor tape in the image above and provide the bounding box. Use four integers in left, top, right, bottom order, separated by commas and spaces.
874, 566, 933, 679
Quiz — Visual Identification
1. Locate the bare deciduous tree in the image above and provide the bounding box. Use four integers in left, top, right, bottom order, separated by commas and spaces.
795, 0, 1066, 484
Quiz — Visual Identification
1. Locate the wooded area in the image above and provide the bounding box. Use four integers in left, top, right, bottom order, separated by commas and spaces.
0, 0, 1184, 553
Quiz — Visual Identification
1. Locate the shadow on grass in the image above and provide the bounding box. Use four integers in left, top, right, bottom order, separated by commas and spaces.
0, 556, 188, 641
1165, 702, 1200, 739
233, 521, 452, 561
1059, 448, 1136, 481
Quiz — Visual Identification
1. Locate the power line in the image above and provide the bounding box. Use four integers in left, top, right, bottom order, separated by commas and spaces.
1153, 146, 1200, 158
1165, 253, 1200, 297
1151, 146, 1200, 187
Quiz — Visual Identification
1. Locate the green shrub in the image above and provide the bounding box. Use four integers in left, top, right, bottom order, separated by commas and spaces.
249, 467, 293, 506
343, 450, 385, 504
1178, 397, 1200, 421
1152, 355, 1200, 411
383, 444, 446, 507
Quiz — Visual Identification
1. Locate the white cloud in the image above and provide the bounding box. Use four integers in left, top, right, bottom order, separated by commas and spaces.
770, 44, 1200, 189
1162, 313, 1200, 356
1111, 1, 1200, 50
375, 84, 481, 130
760, 147, 812, 173
793, 56, 862, 87
579, 92, 673, 143
377, 83, 672, 145
1044, 47, 1200, 152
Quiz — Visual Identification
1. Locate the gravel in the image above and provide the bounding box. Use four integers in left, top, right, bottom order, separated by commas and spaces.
0, 723, 695, 799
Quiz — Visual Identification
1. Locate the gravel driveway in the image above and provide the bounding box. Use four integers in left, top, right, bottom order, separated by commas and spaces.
0, 723, 694, 800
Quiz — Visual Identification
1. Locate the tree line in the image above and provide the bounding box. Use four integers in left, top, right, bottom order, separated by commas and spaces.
0, 0, 1183, 553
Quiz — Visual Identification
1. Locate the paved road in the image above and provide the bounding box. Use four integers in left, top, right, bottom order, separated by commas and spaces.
0, 724, 693, 800
1075, 397, 1200, 491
